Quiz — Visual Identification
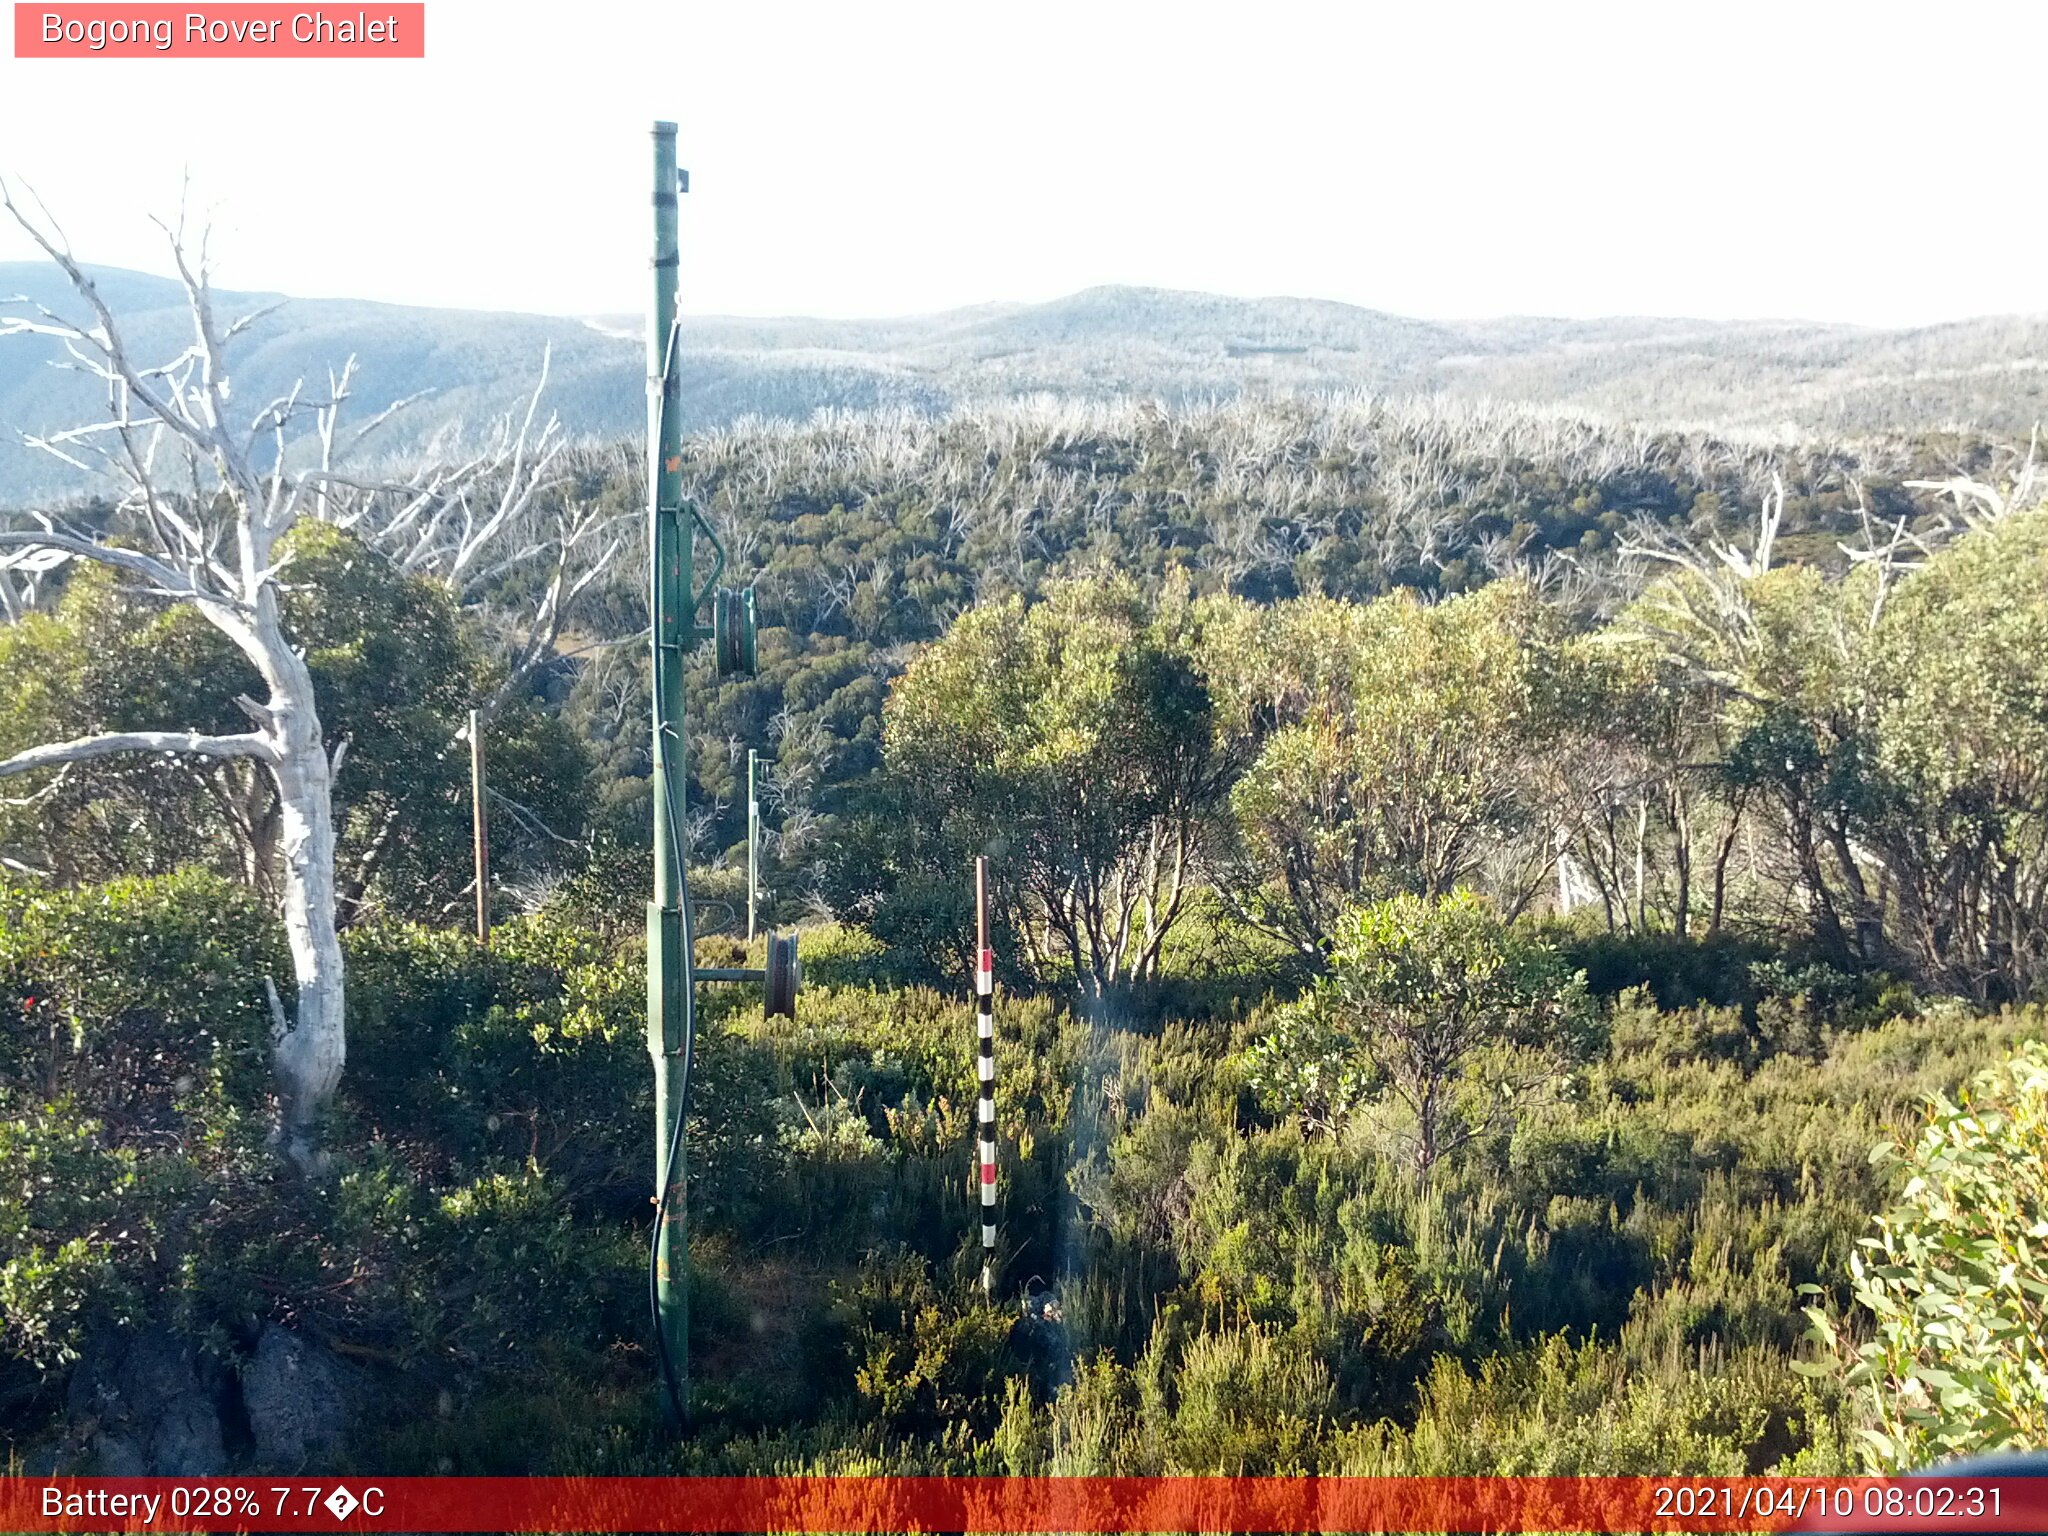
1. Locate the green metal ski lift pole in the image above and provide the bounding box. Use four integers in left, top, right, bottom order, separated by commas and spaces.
644, 120, 792, 1431
646, 117, 692, 1430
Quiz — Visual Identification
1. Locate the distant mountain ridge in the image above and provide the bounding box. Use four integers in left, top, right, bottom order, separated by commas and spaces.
2, 265, 2044, 503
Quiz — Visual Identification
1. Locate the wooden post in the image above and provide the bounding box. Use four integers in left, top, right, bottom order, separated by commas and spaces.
470, 708, 489, 946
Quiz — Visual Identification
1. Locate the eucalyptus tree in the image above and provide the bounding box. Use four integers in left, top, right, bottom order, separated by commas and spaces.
0, 528, 591, 924
1865, 506, 2048, 996
1619, 479, 1887, 962
1244, 890, 1592, 1176
1535, 636, 1751, 939
877, 570, 1233, 1001
0, 187, 612, 1148
1202, 581, 1560, 959
1621, 465, 2048, 994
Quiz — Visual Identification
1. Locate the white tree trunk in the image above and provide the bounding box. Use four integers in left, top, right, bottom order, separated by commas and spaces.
2, 187, 594, 1153
269, 693, 345, 1140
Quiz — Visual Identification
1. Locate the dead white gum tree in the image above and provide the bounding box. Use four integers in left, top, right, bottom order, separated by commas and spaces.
0, 184, 618, 1155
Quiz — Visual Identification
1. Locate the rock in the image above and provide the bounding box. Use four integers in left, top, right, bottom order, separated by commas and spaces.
64, 1329, 228, 1476
239, 1324, 351, 1469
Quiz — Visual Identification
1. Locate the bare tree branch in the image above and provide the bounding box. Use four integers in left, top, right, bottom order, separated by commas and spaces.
0, 728, 275, 779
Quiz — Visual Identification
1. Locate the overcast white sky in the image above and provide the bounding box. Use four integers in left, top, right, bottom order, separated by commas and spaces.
0, 1, 2041, 326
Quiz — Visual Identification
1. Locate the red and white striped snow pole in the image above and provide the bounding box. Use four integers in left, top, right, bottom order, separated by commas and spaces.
974, 856, 996, 1296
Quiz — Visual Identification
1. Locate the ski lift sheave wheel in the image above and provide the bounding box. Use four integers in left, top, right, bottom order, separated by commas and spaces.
713, 586, 758, 678
765, 932, 800, 1019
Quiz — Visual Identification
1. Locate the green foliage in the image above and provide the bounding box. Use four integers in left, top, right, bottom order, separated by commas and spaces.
1632, 508, 2048, 997
0, 526, 591, 923
1209, 583, 1559, 952
837, 1248, 1018, 1435
343, 910, 783, 1226
858, 570, 1227, 997
1335, 1335, 1841, 1475
0, 1099, 134, 1369
427, 1166, 645, 1367
6, 405, 2045, 1477
1811, 1041, 2048, 1470
1557, 927, 1773, 1010
1238, 997, 1368, 1135
0, 870, 282, 1135
0, 873, 283, 1379
1148, 1323, 1335, 1473
551, 407, 2006, 955
4, 853, 2038, 1477
1248, 893, 1592, 1174
1867, 513, 2048, 995
0, 566, 243, 882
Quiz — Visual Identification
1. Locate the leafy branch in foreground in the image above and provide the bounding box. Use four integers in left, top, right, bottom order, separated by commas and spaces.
1804, 1040, 2048, 1470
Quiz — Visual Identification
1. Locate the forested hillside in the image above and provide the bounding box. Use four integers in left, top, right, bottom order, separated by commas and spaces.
4, 263, 2045, 500
556, 397, 2020, 905
3, 344, 2046, 1478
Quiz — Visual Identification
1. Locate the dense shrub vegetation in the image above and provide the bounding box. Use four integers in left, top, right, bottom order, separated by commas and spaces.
1, 397, 2043, 1474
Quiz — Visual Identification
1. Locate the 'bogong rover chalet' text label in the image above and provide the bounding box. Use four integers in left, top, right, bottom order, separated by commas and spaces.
13, 3, 426, 56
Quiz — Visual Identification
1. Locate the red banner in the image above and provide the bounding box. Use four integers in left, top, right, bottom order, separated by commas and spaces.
13, 4, 425, 57
4, 1476, 2046, 1533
